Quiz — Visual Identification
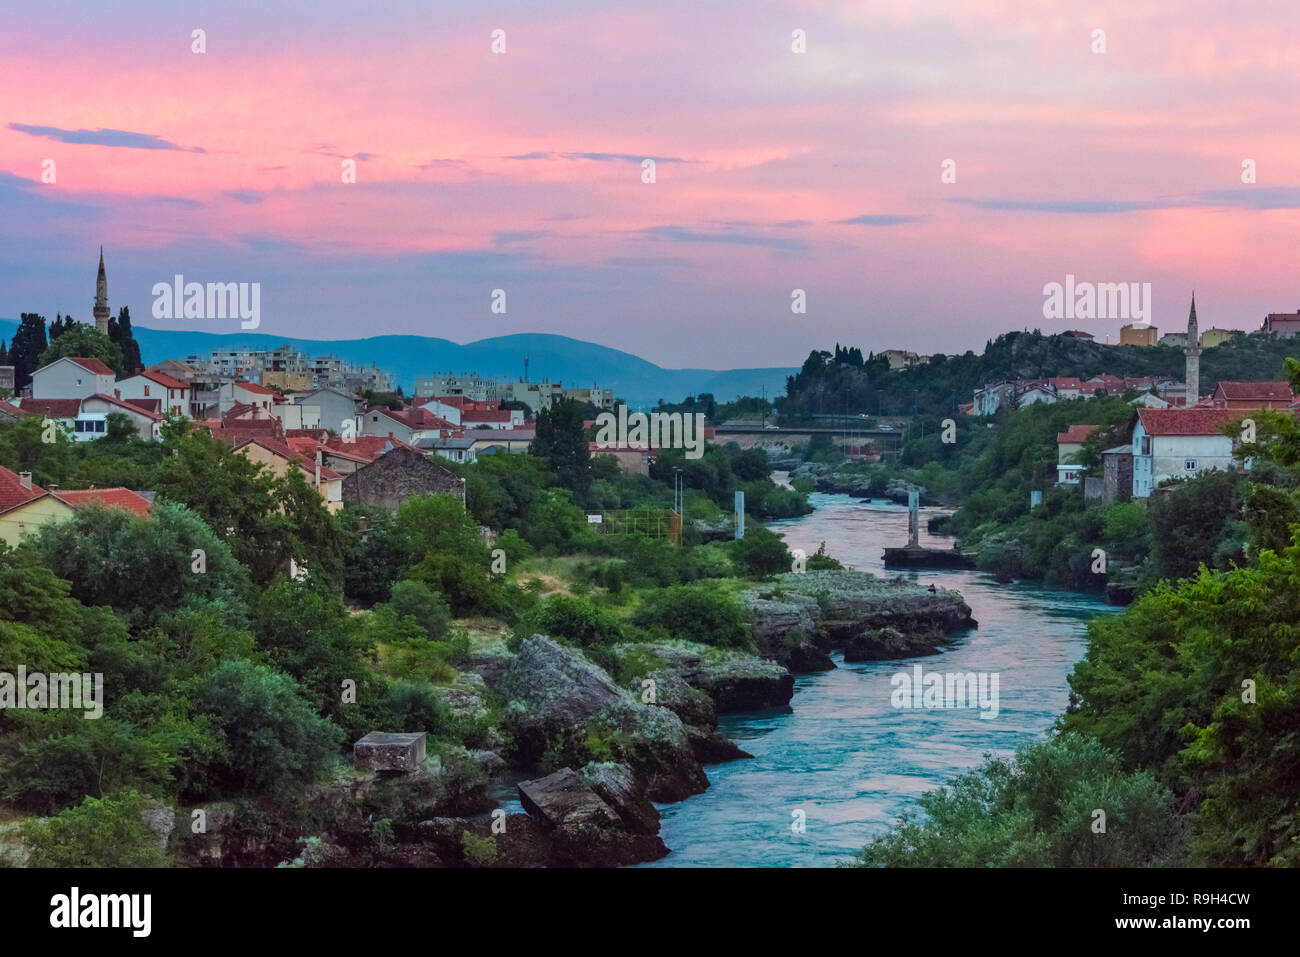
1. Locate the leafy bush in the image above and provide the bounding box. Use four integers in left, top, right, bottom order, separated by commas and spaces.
856, 733, 1178, 867
530, 594, 625, 648
728, 524, 791, 576
188, 660, 344, 800
632, 583, 751, 649
23, 789, 168, 867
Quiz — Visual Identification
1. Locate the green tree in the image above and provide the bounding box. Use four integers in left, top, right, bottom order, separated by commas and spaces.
0, 414, 77, 487
251, 579, 365, 720
1063, 536, 1300, 865
107, 305, 143, 375
188, 659, 344, 799
531, 397, 590, 499
151, 422, 284, 584
7, 313, 48, 392
36, 323, 126, 378
33, 500, 251, 630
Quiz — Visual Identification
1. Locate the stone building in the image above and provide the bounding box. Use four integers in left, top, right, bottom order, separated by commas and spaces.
341, 445, 465, 509
1101, 445, 1134, 503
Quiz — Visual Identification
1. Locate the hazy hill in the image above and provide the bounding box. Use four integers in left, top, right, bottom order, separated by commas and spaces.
0, 321, 793, 406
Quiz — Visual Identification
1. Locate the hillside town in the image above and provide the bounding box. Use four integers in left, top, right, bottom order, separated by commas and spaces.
1043, 297, 1299, 502
4, 257, 1300, 541
0, 254, 635, 542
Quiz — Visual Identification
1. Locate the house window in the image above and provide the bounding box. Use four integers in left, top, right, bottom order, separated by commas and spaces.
144, 385, 151, 396
1140, 437, 1151, 454
1185, 459, 1196, 470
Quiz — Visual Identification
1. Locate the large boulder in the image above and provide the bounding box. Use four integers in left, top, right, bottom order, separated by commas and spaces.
842, 626, 946, 661
639, 668, 716, 729
498, 635, 707, 801
743, 592, 827, 669
519, 768, 622, 830
579, 762, 660, 835
498, 635, 623, 756
624, 641, 795, 713
518, 768, 668, 866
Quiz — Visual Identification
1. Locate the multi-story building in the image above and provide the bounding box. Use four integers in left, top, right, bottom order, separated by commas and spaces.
187, 345, 392, 394
562, 386, 614, 410
1131, 408, 1239, 498
1199, 327, 1236, 349
1262, 311, 1300, 338
1119, 323, 1158, 347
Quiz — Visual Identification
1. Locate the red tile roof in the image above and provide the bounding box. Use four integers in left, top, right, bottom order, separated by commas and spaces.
1048, 377, 1084, 391
20, 398, 81, 418
463, 409, 513, 423
235, 381, 276, 395
1057, 424, 1098, 445
323, 434, 418, 461
124, 398, 162, 415
1137, 408, 1241, 437
411, 408, 460, 430
1214, 380, 1293, 401
286, 436, 325, 456
53, 488, 152, 517
68, 356, 116, 376
140, 370, 188, 390
0, 465, 47, 514
234, 437, 343, 481
0, 400, 33, 419
84, 394, 162, 420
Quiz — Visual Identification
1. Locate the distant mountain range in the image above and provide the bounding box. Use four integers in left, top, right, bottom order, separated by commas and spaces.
0, 322, 793, 407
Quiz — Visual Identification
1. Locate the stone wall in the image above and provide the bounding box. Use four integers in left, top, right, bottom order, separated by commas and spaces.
341, 446, 465, 509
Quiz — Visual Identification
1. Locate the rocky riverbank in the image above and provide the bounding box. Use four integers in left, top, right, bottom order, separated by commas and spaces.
741, 570, 977, 670
160, 569, 974, 869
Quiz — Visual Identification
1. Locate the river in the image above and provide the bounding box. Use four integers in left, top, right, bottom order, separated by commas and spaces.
640, 491, 1115, 867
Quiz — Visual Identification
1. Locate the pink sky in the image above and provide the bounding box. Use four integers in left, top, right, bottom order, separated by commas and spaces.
2, 0, 1299, 367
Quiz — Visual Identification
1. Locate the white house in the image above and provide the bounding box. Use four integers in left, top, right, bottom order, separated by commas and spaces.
414, 398, 463, 426
31, 356, 116, 400
1056, 424, 1097, 486
1131, 408, 1240, 498
972, 381, 1016, 416
114, 369, 191, 418
292, 386, 360, 434
79, 394, 162, 440
1017, 384, 1058, 407
217, 380, 278, 415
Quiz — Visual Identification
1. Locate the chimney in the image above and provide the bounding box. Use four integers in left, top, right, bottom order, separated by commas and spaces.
315, 449, 322, 488
18, 471, 32, 490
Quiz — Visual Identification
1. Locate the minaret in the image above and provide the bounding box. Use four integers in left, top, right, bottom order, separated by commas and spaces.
93, 246, 110, 335
1184, 292, 1200, 406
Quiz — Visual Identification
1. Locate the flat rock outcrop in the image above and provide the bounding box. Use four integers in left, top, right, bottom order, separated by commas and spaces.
516, 767, 668, 866
613, 640, 795, 713
742, 571, 976, 666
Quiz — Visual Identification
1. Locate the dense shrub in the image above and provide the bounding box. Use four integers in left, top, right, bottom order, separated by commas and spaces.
632, 583, 751, 649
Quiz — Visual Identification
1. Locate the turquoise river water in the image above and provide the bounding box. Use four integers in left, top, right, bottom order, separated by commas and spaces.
639, 491, 1114, 867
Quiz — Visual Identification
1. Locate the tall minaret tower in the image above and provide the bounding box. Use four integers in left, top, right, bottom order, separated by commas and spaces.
93, 247, 110, 335
1184, 292, 1201, 407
